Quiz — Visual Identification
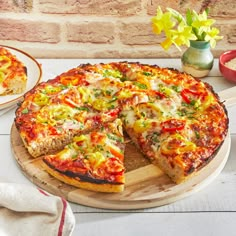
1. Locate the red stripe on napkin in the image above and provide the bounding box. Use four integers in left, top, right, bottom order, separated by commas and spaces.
37, 188, 68, 236
58, 197, 67, 236
37, 188, 50, 196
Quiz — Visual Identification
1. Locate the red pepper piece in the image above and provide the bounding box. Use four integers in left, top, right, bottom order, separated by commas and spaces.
161, 119, 186, 132
181, 89, 201, 104
153, 91, 166, 99
49, 126, 59, 135
104, 108, 120, 118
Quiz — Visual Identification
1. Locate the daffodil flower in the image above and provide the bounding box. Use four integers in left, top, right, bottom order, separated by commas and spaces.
152, 7, 175, 34
205, 27, 224, 48
160, 21, 197, 51
191, 11, 215, 39
174, 22, 197, 46
160, 37, 173, 50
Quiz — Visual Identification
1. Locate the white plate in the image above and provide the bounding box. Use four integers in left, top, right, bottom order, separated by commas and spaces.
0, 45, 42, 110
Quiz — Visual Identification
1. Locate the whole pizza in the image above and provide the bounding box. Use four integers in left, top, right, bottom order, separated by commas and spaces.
14, 62, 228, 193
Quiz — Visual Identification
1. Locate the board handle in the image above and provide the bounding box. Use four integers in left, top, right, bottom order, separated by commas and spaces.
219, 86, 236, 108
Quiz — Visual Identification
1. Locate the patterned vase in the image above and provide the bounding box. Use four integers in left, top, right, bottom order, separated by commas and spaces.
181, 40, 214, 78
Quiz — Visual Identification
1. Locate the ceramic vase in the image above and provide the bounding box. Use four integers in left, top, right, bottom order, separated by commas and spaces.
181, 40, 214, 78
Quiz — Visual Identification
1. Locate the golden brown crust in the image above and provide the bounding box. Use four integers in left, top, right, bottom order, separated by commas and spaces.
42, 162, 124, 193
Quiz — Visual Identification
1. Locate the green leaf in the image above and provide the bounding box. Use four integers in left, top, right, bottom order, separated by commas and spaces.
186, 9, 193, 26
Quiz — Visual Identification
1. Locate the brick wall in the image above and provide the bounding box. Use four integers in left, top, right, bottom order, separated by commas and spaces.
0, 0, 235, 58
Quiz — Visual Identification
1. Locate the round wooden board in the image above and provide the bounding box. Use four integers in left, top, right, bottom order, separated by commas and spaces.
11, 124, 231, 210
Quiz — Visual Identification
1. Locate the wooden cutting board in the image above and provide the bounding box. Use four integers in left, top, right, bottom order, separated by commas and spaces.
10, 124, 231, 210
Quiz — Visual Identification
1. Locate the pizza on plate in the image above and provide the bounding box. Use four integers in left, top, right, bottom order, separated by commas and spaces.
0, 47, 27, 95
14, 62, 228, 192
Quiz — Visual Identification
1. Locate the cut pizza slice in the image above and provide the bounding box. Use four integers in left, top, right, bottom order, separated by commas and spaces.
42, 119, 125, 193
0, 47, 27, 95
120, 84, 228, 184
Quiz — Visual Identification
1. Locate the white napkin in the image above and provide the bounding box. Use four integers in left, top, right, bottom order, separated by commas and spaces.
0, 183, 75, 236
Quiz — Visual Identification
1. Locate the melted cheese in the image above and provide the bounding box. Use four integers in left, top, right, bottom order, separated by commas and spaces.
86, 72, 104, 83
120, 110, 136, 127
60, 147, 78, 160
152, 99, 179, 118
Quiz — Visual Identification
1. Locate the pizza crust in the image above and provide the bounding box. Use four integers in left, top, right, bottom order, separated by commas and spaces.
42, 162, 124, 193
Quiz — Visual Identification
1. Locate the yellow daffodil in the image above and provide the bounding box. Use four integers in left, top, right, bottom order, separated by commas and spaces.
173, 22, 197, 46
204, 27, 224, 48
191, 11, 215, 39
160, 37, 173, 50
161, 22, 197, 51
152, 7, 175, 35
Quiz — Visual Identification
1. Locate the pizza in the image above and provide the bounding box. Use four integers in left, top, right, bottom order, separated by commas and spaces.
14, 62, 228, 192
0, 47, 27, 95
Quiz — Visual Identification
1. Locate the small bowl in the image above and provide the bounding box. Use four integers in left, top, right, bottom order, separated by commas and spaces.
219, 50, 236, 83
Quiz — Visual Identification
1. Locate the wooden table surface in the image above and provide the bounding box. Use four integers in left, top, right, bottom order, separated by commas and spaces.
1, 59, 236, 236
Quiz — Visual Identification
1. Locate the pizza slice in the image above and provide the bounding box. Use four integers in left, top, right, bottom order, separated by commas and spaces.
42, 119, 125, 193
120, 78, 228, 183
0, 47, 27, 95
